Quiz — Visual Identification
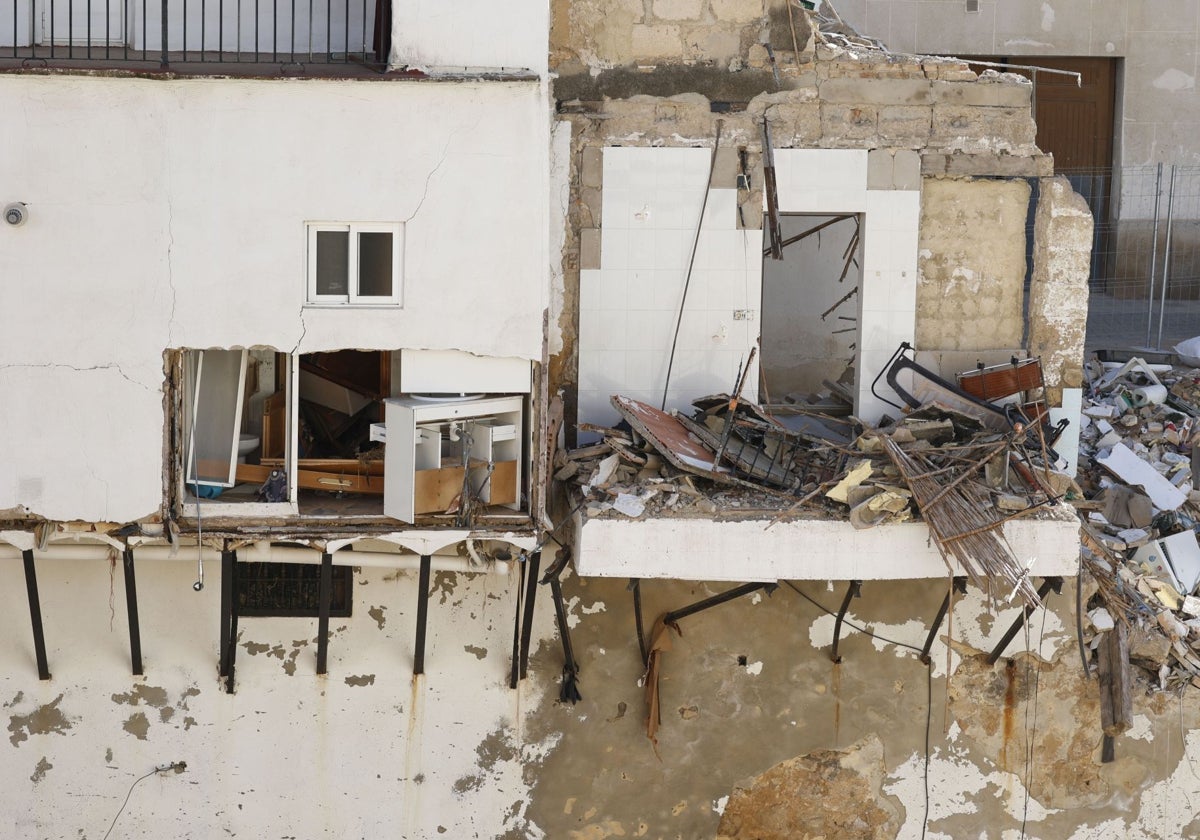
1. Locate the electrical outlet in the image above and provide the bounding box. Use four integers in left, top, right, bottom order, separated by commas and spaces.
733, 310, 755, 321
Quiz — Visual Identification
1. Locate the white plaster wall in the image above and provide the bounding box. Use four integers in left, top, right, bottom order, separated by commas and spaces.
389, 0, 549, 72
578, 147, 762, 431
0, 555, 559, 839
0, 74, 550, 523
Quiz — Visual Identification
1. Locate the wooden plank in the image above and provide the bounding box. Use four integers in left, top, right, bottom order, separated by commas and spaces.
414, 467, 466, 513
262, 391, 286, 459
1108, 621, 1132, 736
238, 462, 385, 495
484, 460, 519, 506
261, 457, 384, 476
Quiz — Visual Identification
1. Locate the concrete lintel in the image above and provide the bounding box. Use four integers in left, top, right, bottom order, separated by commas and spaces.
575, 507, 1080, 582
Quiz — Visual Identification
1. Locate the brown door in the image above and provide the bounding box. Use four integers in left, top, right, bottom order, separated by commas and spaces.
971, 56, 1117, 172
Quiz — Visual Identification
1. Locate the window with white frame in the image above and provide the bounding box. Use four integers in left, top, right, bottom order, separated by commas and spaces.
306, 222, 403, 305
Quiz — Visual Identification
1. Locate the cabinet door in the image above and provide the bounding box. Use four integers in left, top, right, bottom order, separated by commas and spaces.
383, 400, 419, 523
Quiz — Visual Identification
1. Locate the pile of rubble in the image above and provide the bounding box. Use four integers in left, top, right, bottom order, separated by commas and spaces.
558, 359, 1071, 607
1075, 355, 1200, 690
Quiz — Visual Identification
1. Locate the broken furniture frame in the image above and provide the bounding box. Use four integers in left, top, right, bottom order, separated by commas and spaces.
871, 342, 1067, 453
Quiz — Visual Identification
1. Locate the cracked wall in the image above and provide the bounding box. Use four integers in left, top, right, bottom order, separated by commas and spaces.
0, 74, 550, 522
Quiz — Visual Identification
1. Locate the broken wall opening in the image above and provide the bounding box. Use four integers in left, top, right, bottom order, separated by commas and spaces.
169, 348, 535, 525
760, 213, 861, 403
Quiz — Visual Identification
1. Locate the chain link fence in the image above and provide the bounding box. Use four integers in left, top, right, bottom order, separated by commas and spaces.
1073, 164, 1200, 354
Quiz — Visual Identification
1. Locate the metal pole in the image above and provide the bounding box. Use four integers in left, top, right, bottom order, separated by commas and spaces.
160, 0, 168, 68
22, 550, 51, 681
1146, 163, 1163, 349
630, 578, 647, 665
1156, 165, 1178, 351
316, 552, 332, 674
919, 577, 967, 665
413, 554, 431, 676
219, 548, 233, 678
509, 558, 524, 689
122, 549, 144, 676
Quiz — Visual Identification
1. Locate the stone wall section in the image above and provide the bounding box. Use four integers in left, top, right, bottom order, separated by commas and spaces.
1028, 176, 1094, 402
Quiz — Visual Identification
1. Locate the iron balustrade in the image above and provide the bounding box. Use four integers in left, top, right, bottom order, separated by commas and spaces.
3, 0, 389, 69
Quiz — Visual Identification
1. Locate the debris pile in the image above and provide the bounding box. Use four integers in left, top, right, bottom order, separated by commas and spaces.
558, 351, 1071, 607
1074, 354, 1200, 690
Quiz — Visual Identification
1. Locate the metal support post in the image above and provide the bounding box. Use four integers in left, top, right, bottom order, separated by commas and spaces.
316, 552, 332, 675
413, 554, 431, 676
22, 550, 50, 681
830, 580, 863, 663
987, 577, 1063, 665
518, 551, 541, 681
919, 577, 967, 665
122, 548, 144, 676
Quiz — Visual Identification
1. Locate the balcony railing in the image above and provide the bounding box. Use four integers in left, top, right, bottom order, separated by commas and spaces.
2, 0, 390, 69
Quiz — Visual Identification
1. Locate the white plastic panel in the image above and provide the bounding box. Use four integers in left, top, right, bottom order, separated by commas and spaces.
397, 350, 531, 395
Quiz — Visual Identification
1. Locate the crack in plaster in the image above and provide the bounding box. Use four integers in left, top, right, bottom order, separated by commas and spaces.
404, 136, 454, 224
0, 362, 155, 392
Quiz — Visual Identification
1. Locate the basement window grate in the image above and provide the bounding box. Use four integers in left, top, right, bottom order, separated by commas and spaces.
236, 561, 353, 617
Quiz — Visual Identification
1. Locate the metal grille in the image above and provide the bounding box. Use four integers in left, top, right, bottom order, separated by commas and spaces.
1050, 165, 1200, 354
2, 0, 387, 68
237, 561, 353, 617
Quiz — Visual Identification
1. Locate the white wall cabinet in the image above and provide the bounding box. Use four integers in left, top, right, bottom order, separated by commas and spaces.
383, 395, 524, 523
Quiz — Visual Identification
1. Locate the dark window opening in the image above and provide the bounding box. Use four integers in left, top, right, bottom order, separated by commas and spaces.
236, 561, 353, 617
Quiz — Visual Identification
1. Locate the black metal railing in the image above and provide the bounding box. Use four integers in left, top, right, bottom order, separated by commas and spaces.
3, 0, 389, 68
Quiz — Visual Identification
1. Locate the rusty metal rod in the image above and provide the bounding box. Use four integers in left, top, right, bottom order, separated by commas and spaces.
830, 580, 863, 663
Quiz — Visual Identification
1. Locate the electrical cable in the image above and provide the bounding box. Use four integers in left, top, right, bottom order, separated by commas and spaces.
1019, 606, 1047, 839
102, 767, 162, 840
784, 580, 936, 839
661, 120, 723, 411
782, 580, 924, 654
1076, 549, 1092, 679
921, 657, 932, 840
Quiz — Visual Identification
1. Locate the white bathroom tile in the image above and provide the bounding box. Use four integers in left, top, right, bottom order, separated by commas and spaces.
601, 228, 629, 270
602, 188, 631, 229
599, 269, 628, 312
701, 189, 738, 229
627, 228, 658, 270
579, 269, 602, 314
650, 269, 687, 311
654, 228, 690, 271
576, 390, 617, 433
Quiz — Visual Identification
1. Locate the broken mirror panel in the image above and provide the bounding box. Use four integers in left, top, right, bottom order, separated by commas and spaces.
185, 348, 247, 488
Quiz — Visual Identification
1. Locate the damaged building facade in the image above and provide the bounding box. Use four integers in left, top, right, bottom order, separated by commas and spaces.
2, 1, 1200, 838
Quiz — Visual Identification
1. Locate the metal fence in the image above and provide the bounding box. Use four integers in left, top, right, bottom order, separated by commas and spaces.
2, 0, 388, 67
1069, 164, 1200, 354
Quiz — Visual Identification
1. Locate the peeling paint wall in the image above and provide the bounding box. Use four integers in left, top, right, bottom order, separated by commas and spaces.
8, 554, 1200, 837
0, 74, 549, 522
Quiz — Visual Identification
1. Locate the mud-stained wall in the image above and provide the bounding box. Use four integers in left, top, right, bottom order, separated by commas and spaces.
915, 177, 1031, 351
7, 553, 1200, 837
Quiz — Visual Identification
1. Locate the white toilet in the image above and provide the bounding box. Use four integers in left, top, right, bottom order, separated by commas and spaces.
237, 434, 260, 463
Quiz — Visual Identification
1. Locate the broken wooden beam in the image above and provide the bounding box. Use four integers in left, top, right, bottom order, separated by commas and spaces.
1098, 621, 1132, 763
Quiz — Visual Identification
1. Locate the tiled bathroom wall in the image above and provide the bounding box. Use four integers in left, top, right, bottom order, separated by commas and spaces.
578, 146, 921, 431
578, 147, 763, 431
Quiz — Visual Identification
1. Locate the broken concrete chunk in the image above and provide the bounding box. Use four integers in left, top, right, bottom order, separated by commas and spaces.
585, 453, 621, 491
1089, 608, 1115, 632
613, 493, 647, 518
1183, 596, 1200, 618
1129, 623, 1173, 668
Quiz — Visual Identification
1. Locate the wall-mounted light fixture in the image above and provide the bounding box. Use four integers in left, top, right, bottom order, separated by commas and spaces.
4, 202, 28, 226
